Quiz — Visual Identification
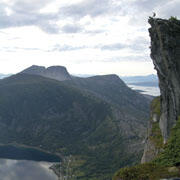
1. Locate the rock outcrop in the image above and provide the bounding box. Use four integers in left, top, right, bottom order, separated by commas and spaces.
141, 97, 163, 163
142, 17, 180, 163
21, 65, 72, 81
113, 17, 180, 180
149, 17, 180, 142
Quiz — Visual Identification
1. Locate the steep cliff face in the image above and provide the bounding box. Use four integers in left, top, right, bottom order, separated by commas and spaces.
141, 97, 163, 163
142, 17, 180, 163
149, 17, 180, 142
113, 17, 180, 180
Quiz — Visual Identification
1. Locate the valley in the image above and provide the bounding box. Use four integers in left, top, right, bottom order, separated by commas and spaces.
0, 66, 151, 180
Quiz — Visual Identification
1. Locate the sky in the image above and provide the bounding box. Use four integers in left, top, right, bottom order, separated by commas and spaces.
0, 0, 180, 76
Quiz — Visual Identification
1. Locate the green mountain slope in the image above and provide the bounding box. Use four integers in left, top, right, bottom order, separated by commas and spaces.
64, 75, 149, 124
0, 73, 149, 179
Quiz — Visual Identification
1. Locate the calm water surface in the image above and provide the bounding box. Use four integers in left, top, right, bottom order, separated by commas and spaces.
0, 159, 58, 180
128, 84, 160, 96
0, 145, 60, 180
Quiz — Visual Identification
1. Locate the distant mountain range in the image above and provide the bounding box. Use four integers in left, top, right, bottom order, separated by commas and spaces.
0, 65, 151, 179
0, 69, 158, 87
73, 74, 159, 87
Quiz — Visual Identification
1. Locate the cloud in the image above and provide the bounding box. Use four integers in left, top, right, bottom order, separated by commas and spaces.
52, 44, 87, 51
0, 3, 7, 16
132, 0, 165, 12
59, 0, 122, 19
126, 0, 180, 26
0, 1, 60, 34
38, 20, 60, 34
0, 0, 179, 35
106, 55, 150, 62
129, 37, 150, 52
61, 23, 83, 33
0, 0, 117, 34
157, 0, 180, 18
0, 46, 44, 52
101, 43, 126, 51
99, 37, 149, 52
85, 29, 106, 34
8, 0, 52, 13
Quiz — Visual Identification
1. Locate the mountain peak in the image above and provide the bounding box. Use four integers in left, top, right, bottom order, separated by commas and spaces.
20, 65, 72, 81
21, 65, 46, 73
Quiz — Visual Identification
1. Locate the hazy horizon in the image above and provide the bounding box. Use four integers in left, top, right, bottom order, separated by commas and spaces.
0, 64, 157, 77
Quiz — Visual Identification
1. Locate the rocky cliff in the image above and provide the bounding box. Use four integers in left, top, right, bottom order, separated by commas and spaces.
21, 65, 72, 81
142, 17, 180, 162
113, 17, 180, 180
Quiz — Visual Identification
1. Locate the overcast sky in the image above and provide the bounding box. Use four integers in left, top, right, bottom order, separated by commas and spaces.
0, 0, 179, 76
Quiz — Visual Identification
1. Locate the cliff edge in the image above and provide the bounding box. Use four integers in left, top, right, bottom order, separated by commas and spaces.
149, 17, 180, 142
142, 17, 180, 163
113, 17, 180, 180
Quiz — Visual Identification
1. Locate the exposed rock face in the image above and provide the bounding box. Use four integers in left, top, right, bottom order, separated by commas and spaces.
149, 17, 180, 142
141, 97, 163, 163
21, 65, 72, 81
142, 17, 180, 163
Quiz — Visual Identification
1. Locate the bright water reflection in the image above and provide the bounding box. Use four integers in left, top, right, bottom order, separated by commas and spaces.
0, 159, 58, 180
128, 84, 160, 96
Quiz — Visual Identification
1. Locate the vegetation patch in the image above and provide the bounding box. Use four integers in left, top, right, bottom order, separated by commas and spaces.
112, 99, 180, 180
151, 96, 161, 118
154, 116, 180, 166
150, 122, 163, 149
112, 163, 180, 180
169, 16, 178, 22
113, 116, 180, 180
149, 96, 163, 149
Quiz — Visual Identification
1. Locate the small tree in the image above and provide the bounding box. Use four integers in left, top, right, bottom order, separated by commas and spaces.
169, 16, 178, 21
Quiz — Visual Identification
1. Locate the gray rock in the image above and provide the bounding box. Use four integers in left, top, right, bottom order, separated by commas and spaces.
20, 65, 72, 81
148, 17, 180, 142
141, 111, 162, 163
142, 17, 180, 163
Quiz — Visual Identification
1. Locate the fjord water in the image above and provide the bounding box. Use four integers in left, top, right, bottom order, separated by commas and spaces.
0, 145, 60, 180
0, 159, 58, 180
128, 84, 160, 96
0, 145, 61, 162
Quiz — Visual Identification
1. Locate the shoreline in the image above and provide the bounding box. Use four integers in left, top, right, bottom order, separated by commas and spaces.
0, 142, 62, 159
0, 142, 61, 179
